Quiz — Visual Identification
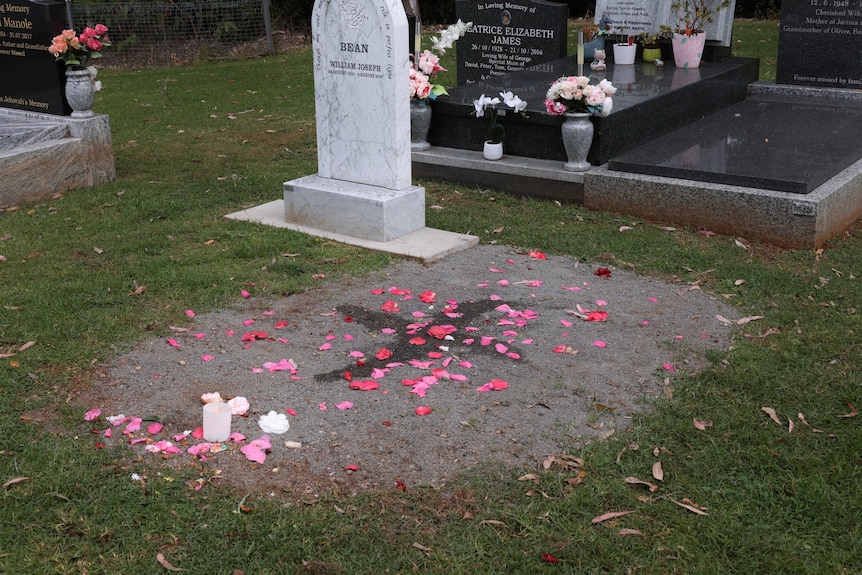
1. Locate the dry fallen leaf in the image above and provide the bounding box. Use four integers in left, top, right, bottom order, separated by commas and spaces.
736, 315, 765, 325
715, 314, 734, 325
18, 341, 35, 352
762, 407, 782, 426
693, 418, 713, 430
618, 528, 644, 537
592, 510, 635, 524
624, 476, 658, 492
795, 412, 823, 433
652, 461, 664, 481
838, 401, 858, 418
412, 542, 432, 552
734, 279, 746, 286
619, 225, 633, 232
735, 239, 750, 249
564, 471, 588, 487
156, 553, 184, 571
597, 429, 615, 440
3, 476, 31, 489
518, 473, 541, 483
479, 519, 506, 526
669, 497, 709, 516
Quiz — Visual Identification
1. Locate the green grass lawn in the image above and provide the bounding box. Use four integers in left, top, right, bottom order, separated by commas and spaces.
0, 20, 859, 574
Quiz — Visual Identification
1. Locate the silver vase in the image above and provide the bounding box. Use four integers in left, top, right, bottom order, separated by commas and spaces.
64, 69, 96, 118
410, 100, 432, 151
561, 112, 594, 172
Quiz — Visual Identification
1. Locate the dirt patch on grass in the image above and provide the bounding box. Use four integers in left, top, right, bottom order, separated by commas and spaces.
79, 245, 739, 498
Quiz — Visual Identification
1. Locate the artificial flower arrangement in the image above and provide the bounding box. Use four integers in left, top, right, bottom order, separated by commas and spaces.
636, 29, 671, 49
48, 24, 111, 69
544, 76, 616, 117
670, 0, 730, 34
473, 91, 527, 144
409, 19, 471, 103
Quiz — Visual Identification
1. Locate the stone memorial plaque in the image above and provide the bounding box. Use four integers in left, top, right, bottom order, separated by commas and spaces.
594, 0, 660, 37
0, 0, 69, 115
311, 0, 411, 190
594, 0, 735, 46
776, 0, 862, 88
456, 0, 568, 85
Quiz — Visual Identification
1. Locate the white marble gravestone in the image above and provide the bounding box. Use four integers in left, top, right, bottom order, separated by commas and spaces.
283, 0, 425, 242
594, 0, 736, 47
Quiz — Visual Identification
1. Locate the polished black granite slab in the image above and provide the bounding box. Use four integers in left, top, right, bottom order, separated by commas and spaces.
607, 94, 862, 194
428, 57, 759, 164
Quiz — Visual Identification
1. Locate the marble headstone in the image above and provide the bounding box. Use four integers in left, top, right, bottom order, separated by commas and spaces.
0, 0, 69, 115
312, 0, 411, 189
594, 0, 736, 46
283, 0, 425, 242
776, 0, 862, 89
455, 0, 568, 85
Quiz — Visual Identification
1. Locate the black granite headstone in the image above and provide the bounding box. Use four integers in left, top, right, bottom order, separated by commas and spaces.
776, 0, 862, 89
455, 0, 568, 85
0, 0, 69, 115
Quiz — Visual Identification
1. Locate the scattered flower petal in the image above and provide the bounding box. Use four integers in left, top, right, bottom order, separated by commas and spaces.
228, 396, 250, 415
240, 435, 271, 463
201, 392, 223, 404
415, 406, 432, 416
84, 408, 101, 421
166, 338, 182, 348
147, 422, 163, 435
350, 380, 380, 391
594, 268, 612, 278
593, 341, 607, 348
335, 401, 354, 410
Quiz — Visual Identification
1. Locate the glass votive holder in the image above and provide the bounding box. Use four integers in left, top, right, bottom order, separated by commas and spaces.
202, 402, 232, 442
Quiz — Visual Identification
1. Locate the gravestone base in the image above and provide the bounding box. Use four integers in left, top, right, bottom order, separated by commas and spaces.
225, 199, 479, 262
584, 157, 862, 249
0, 108, 115, 208
283, 174, 425, 242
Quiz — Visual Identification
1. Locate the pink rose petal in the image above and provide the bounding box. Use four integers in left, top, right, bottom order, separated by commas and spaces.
166, 338, 182, 348
147, 422, 163, 435
593, 341, 607, 348
84, 408, 101, 421
185, 309, 196, 317
335, 401, 354, 410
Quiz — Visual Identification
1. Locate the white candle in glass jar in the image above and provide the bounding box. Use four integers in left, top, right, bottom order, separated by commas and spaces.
202, 402, 231, 442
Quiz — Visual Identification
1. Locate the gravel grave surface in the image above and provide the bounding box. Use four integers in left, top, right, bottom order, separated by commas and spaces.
81, 245, 740, 498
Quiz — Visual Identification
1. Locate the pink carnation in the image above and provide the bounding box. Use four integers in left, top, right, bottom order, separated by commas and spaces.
544, 99, 567, 116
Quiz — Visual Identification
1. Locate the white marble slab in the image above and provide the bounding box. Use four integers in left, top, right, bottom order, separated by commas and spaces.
312, 0, 411, 190
284, 174, 424, 241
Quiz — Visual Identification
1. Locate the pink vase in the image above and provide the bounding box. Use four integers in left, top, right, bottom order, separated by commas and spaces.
672, 32, 707, 69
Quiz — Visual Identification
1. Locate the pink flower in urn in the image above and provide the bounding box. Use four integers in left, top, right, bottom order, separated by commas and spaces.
409, 67, 432, 100
417, 50, 445, 76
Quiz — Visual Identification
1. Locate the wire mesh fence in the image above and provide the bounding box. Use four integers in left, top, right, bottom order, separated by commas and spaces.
70, 0, 273, 67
